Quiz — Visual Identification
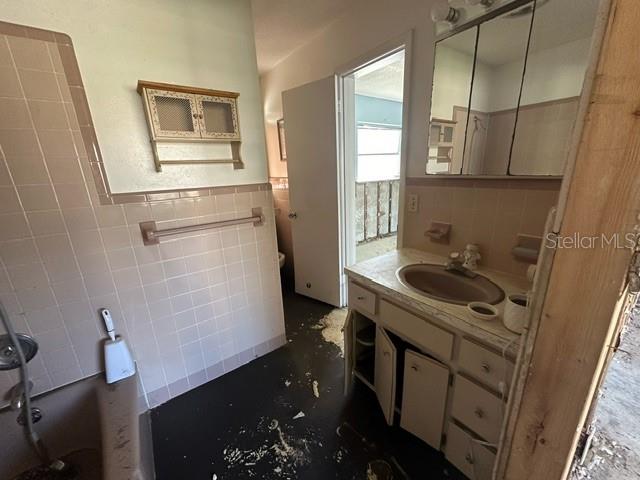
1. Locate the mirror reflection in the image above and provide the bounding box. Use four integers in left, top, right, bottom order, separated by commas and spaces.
462, 9, 532, 175
427, 28, 476, 174
510, 0, 599, 175
426, 0, 600, 177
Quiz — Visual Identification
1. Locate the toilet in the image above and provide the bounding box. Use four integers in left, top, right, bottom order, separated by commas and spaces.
278, 252, 285, 269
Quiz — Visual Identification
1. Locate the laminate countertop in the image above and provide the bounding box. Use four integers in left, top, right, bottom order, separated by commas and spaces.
345, 248, 531, 357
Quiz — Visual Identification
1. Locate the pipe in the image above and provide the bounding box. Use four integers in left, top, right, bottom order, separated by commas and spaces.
0, 302, 50, 464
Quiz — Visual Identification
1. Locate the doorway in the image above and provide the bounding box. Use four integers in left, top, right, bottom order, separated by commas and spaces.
281, 37, 410, 307
340, 49, 406, 266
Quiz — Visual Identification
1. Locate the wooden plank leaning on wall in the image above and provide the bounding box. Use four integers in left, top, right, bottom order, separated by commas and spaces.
497, 0, 640, 478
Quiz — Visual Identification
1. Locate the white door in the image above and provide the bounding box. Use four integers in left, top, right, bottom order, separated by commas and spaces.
282, 76, 343, 307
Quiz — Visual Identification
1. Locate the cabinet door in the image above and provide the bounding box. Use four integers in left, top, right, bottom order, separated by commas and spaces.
446, 422, 496, 480
400, 350, 449, 449
343, 310, 354, 396
146, 89, 201, 139
196, 94, 240, 140
374, 327, 397, 426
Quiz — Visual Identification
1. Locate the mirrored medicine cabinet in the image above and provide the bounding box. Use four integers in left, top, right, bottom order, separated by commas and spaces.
426, 0, 600, 176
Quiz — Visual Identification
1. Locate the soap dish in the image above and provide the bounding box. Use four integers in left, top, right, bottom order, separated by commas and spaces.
467, 302, 499, 321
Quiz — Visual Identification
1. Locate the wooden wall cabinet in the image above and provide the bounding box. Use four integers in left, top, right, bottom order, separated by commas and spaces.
137, 81, 242, 171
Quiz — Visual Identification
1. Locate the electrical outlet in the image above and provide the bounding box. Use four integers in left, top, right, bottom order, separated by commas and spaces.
407, 194, 419, 213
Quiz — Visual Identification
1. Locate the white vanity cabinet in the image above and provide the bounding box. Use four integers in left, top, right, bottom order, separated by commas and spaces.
345, 279, 515, 480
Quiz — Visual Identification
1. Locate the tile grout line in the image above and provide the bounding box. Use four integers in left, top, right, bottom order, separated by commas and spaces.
3, 35, 81, 386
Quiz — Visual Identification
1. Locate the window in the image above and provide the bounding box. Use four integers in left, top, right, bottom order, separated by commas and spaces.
357, 126, 401, 155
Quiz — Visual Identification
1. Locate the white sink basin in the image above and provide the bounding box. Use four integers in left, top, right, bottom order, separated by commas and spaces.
396, 263, 505, 305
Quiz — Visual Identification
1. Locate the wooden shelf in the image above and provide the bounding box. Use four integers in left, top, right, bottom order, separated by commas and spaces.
137, 80, 239, 99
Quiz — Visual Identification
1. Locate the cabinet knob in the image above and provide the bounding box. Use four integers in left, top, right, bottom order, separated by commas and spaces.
356, 296, 365, 300
481, 362, 491, 373
383, 351, 390, 357
411, 364, 419, 372
465, 453, 474, 465
474, 407, 485, 419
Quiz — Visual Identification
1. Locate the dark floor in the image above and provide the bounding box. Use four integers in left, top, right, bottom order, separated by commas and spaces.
151, 289, 465, 480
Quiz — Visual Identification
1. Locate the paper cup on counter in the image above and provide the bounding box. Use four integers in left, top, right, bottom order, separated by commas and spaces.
503, 294, 528, 333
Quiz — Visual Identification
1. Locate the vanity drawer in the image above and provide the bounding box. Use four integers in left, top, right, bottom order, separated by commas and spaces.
445, 422, 496, 480
348, 281, 377, 316
379, 300, 453, 361
451, 375, 504, 444
458, 339, 514, 392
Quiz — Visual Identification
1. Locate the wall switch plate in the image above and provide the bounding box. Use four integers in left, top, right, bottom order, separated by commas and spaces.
407, 194, 419, 213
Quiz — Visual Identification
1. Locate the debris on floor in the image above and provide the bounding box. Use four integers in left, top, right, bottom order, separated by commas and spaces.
573, 432, 633, 479
366, 459, 394, 480
152, 291, 462, 479
293, 411, 305, 420
221, 417, 317, 478
315, 308, 348, 357
572, 302, 640, 479
312, 380, 320, 398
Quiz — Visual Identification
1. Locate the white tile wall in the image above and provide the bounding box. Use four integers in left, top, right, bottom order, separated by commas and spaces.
0, 34, 285, 408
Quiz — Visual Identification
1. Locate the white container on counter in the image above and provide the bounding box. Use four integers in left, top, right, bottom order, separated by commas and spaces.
503, 294, 528, 334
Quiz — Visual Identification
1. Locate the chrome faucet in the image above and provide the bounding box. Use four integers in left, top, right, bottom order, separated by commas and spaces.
445, 252, 477, 278
9, 380, 33, 411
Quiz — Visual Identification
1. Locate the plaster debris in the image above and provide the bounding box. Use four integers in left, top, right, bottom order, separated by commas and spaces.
284, 380, 291, 387
293, 411, 305, 419
312, 380, 320, 398
334, 448, 346, 464
366, 460, 393, 480
367, 464, 378, 480
316, 308, 347, 357
221, 417, 316, 478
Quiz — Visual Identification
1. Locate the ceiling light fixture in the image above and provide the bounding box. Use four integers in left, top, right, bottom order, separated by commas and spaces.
430, 0, 460, 24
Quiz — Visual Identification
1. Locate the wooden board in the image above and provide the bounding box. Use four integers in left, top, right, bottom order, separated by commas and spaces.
500, 0, 640, 478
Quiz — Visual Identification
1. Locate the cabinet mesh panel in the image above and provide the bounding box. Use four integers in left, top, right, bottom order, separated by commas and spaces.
155, 96, 194, 132
202, 101, 234, 133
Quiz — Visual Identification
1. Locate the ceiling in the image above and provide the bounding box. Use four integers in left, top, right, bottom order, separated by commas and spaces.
441, 0, 600, 67
354, 51, 405, 102
251, 0, 356, 74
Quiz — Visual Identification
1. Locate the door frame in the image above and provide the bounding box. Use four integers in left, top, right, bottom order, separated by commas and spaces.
335, 31, 414, 300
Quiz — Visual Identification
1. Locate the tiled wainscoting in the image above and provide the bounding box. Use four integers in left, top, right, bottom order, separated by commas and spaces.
0, 24, 285, 408
270, 177, 294, 281
403, 177, 561, 278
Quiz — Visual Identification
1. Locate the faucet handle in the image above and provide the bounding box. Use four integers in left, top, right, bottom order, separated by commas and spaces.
449, 251, 461, 261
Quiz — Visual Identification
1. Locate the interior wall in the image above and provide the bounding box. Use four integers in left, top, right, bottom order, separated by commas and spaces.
260, 0, 566, 277
490, 37, 591, 111
261, 0, 434, 180
432, 45, 492, 119
404, 178, 560, 277
0, 0, 268, 193
0, 20, 285, 409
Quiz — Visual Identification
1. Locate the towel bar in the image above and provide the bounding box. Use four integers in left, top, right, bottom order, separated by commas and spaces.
139, 207, 264, 245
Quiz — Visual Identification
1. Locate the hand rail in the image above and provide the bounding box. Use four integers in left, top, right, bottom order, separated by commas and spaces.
139, 207, 264, 245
